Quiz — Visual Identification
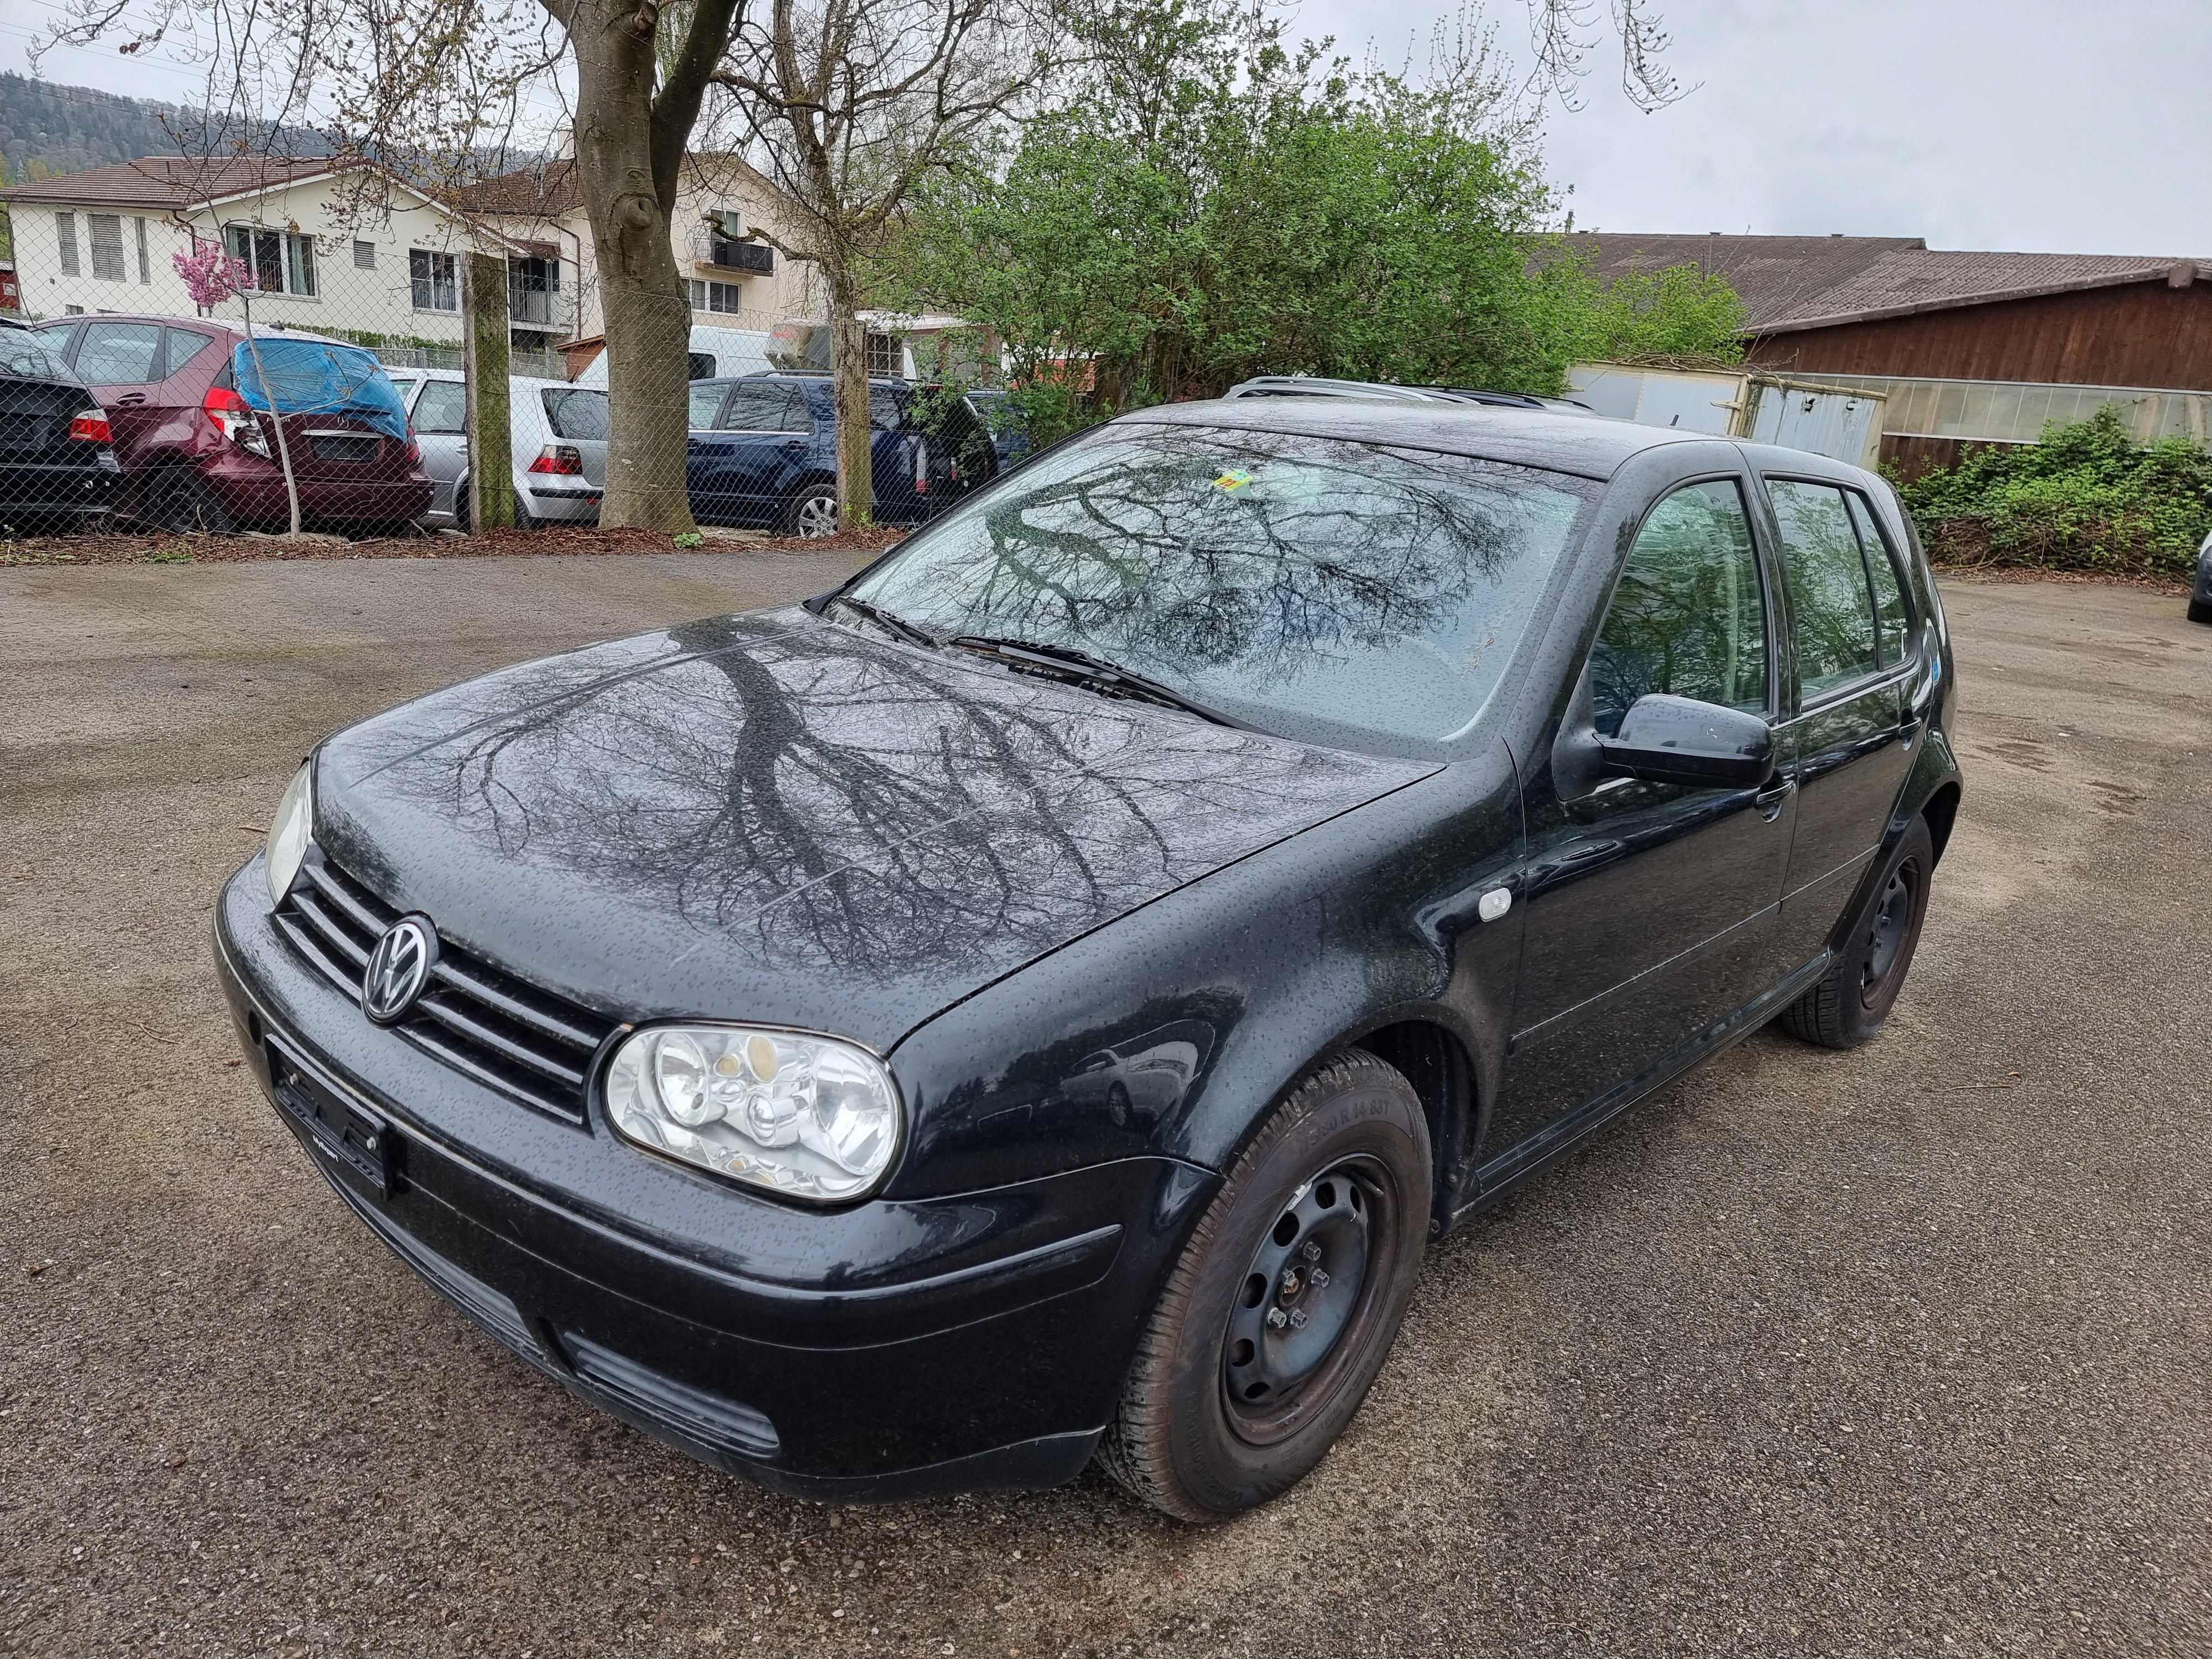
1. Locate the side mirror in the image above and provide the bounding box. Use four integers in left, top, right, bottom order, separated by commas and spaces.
1597, 693, 1775, 791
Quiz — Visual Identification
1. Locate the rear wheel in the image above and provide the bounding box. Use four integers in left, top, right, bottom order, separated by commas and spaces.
782, 482, 839, 539
136, 467, 234, 534
1097, 1049, 1430, 1521
1780, 815, 1934, 1048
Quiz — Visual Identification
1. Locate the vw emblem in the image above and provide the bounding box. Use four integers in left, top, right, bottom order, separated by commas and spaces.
362, 915, 439, 1025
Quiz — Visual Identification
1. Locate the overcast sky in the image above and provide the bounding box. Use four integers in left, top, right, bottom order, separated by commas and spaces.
6, 0, 2207, 257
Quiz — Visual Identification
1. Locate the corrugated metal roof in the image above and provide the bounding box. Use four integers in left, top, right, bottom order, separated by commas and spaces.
1557, 232, 2211, 333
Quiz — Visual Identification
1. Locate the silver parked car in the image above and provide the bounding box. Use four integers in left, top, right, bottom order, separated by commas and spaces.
386, 369, 608, 530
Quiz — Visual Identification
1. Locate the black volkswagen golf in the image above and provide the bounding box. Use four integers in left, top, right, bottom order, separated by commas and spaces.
215, 397, 1960, 1520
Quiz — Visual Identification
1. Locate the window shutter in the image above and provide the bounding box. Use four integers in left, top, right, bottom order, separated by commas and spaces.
56, 211, 80, 275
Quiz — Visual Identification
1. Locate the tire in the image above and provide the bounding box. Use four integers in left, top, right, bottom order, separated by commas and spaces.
1097, 1048, 1431, 1521
2188, 597, 2212, 625
781, 482, 839, 538
1780, 814, 1935, 1049
136, 467, 235, 534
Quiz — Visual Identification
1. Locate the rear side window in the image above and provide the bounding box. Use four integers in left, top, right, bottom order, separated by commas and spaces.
1844, 491, 1910, 666
0, 331, 69, 381
542, 388, 609, 440
75, 321, 165, 385
413, 379, 467, 434
1768, 479, 1880, 698
717, 381, 806, 432
1589, 478, 1769, 738
162, 328, 217, 377
868, 387, 904, 431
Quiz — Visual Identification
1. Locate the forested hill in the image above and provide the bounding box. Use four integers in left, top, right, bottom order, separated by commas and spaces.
0, 73, 331, 181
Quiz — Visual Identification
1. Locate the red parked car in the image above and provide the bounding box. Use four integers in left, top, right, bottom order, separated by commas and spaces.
27, 314, 431, 534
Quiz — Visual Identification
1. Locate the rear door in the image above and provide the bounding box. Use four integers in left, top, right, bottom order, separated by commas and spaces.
71, 321, 169, 460
1494, 470, 1797, 1151
1762, 476, 1922, 967
867, 385, 922, 521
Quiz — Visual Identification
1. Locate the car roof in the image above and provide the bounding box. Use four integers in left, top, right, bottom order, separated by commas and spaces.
1118, 397, 1710, 483
29, 312, 346, 346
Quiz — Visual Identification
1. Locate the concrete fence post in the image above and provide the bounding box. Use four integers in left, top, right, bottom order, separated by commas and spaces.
462, 252, 515, 533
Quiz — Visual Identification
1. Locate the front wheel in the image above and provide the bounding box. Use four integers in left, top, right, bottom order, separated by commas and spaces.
1780, 814, 1934, 1048
1097, 1049, 1431, 1521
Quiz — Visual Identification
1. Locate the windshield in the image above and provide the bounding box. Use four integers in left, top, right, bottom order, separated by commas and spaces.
848, 422, 1595, 746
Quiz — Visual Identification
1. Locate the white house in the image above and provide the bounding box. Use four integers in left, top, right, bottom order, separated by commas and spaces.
0, 154, 538, 353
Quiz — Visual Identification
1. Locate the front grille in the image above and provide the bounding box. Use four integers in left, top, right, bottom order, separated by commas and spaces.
274, 849, 618, 1124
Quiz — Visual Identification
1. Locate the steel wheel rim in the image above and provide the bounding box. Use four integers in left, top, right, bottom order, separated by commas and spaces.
1220, 1157, 1390, 1446
1860, 864, 1915, 1001
796, 494, 838, 538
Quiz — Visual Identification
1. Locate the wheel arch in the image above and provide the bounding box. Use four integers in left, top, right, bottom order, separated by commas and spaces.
1921, 780, 1961, 865
1347, 1016, 1479, 1239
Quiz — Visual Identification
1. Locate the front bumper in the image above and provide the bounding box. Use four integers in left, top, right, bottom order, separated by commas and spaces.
215, 860, 1212, 1499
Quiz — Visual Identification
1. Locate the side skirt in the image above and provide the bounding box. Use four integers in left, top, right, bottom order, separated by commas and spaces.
1446, 951, 1832, 1229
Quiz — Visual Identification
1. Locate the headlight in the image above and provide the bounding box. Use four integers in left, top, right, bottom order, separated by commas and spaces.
265, 763, 314, 907
605, 1025, 902, 1202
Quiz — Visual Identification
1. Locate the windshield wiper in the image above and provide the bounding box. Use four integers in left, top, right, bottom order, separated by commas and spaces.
826, 593, 938, 649
946, 634, 1257, 731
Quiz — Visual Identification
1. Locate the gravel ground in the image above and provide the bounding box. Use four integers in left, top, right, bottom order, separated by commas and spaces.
2, 558, 2209, 1658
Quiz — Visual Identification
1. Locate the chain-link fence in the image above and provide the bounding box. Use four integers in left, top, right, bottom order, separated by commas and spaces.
0, 165, 1018, 540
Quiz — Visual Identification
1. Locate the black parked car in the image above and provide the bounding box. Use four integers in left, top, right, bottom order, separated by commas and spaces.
0, 318, 119, 529
215, 398, 1960, 1520
2190, 529, 2211, 624
686, 372, 994, 535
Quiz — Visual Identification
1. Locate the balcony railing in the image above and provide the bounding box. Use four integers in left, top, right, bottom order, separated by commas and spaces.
708, 237, 774, 275
509, 288, 555, 325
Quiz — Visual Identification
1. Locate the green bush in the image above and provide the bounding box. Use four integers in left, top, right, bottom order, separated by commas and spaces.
1893, 406, 2212, 578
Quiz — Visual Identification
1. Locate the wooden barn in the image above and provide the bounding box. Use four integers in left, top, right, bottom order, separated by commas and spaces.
1561, 233, 2212, 473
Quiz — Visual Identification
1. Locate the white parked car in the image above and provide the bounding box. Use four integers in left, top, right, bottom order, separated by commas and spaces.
384, 369, 608, 530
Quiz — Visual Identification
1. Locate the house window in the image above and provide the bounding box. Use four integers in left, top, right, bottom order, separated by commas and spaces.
866, 332, 900, 376
56, 211, 80, 276
410, 249, 459, 312
508, 254, 559, 325
353, 239, 377, 270
687, 279, 742, 315
225, 224, 317, 296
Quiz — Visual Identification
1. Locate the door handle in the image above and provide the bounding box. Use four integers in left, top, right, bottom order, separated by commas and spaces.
112, 393, 146, 406
1754, 775, 1797, 821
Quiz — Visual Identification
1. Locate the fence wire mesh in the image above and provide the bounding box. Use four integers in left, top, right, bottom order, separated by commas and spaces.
0, 173, 1010, 542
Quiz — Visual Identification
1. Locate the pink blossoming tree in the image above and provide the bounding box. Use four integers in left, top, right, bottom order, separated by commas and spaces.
173, 240, 302, 536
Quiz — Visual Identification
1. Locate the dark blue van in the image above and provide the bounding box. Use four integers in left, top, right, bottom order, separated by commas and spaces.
685, 373, 994, 536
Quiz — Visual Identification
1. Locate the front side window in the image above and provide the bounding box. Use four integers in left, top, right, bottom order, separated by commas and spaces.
226, 224, 316, 296
1589, 478, 1769, 739
74, 321, 165, 385
412, 378, 468, 434
409, 249, 460, 312
1769, 479, 1880, 698
849, 422, 1596, 748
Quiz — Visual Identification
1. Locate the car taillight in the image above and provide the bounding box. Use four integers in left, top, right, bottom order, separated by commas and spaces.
67, 410, 112, 445
202, 385, 271, 457
528, 444, 583, 475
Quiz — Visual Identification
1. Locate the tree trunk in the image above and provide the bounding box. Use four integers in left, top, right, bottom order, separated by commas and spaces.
827, 273, 872, 526
568, 0, 700, 533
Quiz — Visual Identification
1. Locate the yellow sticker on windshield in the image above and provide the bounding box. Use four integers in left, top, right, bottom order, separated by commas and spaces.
1212, 469, 1253, 491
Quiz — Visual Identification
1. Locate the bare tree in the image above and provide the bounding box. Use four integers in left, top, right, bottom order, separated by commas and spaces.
708, 0, 1056, 526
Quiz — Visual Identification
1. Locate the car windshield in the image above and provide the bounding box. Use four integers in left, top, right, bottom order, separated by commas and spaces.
848, 422, 1595, 746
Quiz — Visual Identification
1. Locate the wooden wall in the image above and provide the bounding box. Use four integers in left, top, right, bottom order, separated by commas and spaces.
1746, 280, 2212, 392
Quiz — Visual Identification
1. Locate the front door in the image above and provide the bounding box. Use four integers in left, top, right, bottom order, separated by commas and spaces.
1763, 478, 1921, 966
692, 380, 812, 523
1491, 476, 1796, 1152
405, 377, 469, 521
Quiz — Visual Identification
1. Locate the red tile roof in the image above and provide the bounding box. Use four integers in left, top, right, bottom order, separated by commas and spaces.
453, 160, 581, 217
0, 154, 342, 210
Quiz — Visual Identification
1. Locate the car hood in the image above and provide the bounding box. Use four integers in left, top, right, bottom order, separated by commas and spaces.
312, 608, 1437, 1053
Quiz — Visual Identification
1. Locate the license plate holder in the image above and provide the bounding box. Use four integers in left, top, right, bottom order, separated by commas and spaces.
267, 1039, 397, 1196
